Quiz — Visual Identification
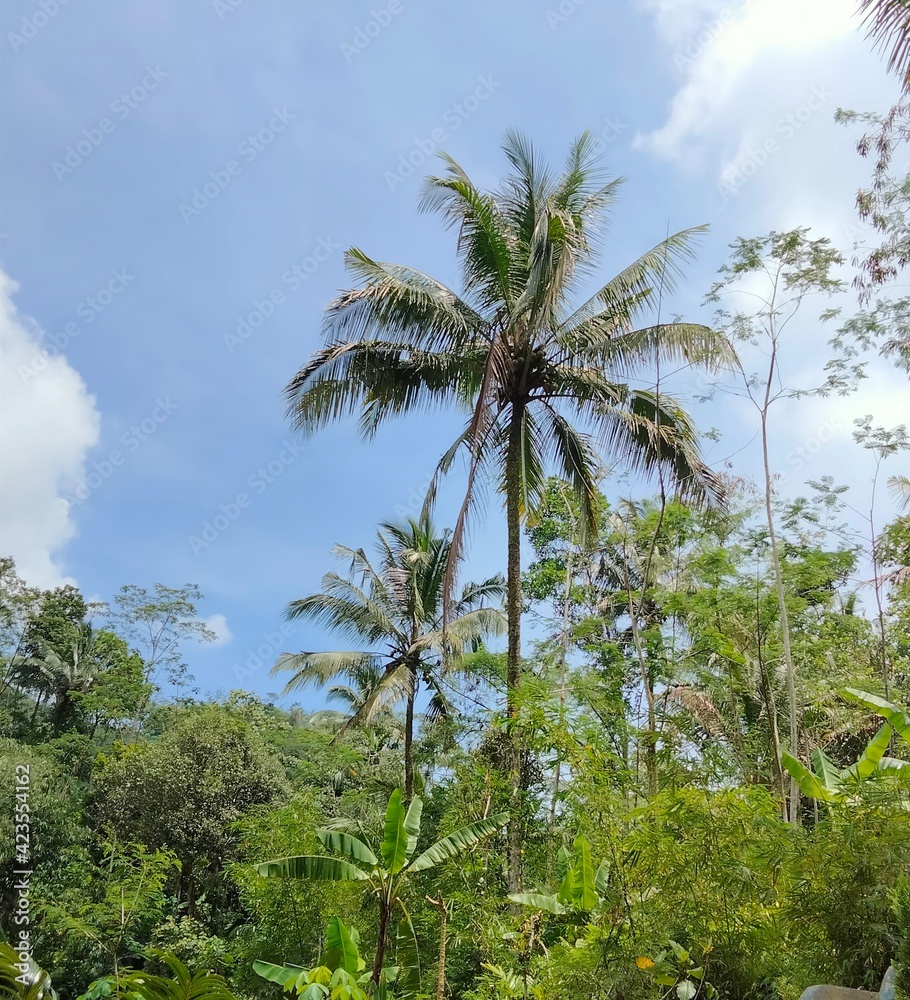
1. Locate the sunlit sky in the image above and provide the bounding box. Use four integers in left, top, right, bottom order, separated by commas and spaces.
1, 0, 906, 705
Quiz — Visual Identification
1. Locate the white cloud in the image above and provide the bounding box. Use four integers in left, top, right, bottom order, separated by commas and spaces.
203, 612, 233, 646
0, 268, 100, 588
636, 0, 862, 161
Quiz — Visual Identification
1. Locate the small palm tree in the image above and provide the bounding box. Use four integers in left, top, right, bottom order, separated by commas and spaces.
273, 515, 505, 800
9, 623, 104, 731
257, 788, 507, 987
119, 952, 238, 1000
285, 132, 733, 888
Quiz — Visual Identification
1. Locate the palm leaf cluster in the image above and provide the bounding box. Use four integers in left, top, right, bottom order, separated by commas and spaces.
273, 515, 505, 797
287, 131, 731, 549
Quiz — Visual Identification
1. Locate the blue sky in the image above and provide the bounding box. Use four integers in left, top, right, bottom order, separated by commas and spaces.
1, 0, 907, 707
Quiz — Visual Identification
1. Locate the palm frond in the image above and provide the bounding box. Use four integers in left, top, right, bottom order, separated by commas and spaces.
860, 0, 910, 92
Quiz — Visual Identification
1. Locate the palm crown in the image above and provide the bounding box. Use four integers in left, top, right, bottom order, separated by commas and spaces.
273, 515, 505, 798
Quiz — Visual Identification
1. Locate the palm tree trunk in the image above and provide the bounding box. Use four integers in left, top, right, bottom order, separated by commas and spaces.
29, 690, 44, 726
50, 691, 69, 733
505, 400, 525, 895
404, 663, 416, 802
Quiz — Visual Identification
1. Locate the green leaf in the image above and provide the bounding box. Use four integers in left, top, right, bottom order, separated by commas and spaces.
382, 789, 410, 874
252, 960, 308, 989
507, 892, 566, 915
403, 796, 424, 858
408, 813, 507, 873
572, 835, 598, 910
669, 941, 690, 965
811, 747, 842, 791
316, 830, 379, 867
851, 723, 893, 779
781, 752, 836, 802
395, 900, 421, 996
677, 982, 697, 1000
324, 917, 361, 974
594, 859, 610, 897
256, 856, 370, 881
842, 689, 910, 742
557, 854, 576, 906
655, 975, 677, 986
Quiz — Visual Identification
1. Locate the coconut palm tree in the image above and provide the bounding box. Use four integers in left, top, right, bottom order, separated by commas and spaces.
284, 131, 733, 888
273, 515, 505, 800
9, 623, 105, 732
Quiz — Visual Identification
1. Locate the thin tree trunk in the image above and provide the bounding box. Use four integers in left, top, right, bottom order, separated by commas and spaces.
505, 401, 525, 895
869, 510, 890, 700
754, 573, 785, 813
404, 663, 416, 802
371, 898, 391, 985
760, 386, 799, 824
628, 608, 657, 798
550, 532, 576, 829
29, 690, 44, 726
426, 896, 448, 1000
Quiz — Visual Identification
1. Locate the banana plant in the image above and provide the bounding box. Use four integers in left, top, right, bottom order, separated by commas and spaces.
254, 917, 372, 1000
257, 788, 507, 989
842, 688, 910, 744
781, 722, 907, 804
508, 835, 608, 917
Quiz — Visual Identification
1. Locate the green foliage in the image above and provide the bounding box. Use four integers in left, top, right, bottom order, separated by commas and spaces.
94, 705, 289, 908
253, 917, 372, 999
257, 787, 506, 991
781, 723, 906, 803
0, 942, 58, 1000
40, 842, 177, 980
896, 877, 910, 1000
119, 951, 239, 1000
509, 835, 607, 916
637, 940, 718, 1000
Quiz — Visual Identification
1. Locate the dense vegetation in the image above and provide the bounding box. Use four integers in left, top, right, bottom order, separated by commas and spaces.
4, 15, 910, 996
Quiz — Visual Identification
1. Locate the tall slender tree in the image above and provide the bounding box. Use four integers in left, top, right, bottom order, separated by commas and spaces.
273, 515, 505, 800
284, 132, 732, 887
